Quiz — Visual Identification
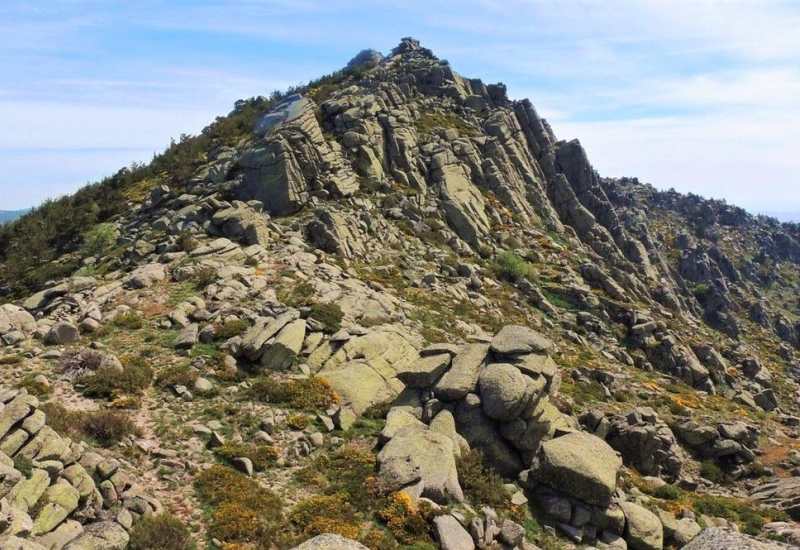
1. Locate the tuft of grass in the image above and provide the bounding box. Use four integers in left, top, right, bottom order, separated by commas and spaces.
0, 355, 23, 365
455, 449, 511, 510
128, 513, 193, 550
213, 319, 250, 341
190, 267, 217, 290
215, 444, 279, 471
494, 250, 535, 283
156, 365, 199, 390
13, 455, 33, 478
112, 312, 145, 330
176, 231, 198, 253
308, 302, 344, 334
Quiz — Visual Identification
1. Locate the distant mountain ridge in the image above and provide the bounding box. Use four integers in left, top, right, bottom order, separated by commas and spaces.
0, 209, 29, 224
761, 211, 800, 223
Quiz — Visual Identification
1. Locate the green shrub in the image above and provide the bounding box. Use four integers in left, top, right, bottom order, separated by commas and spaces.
112, 312, 145, 330
416, 111, 479, 138
308, 302, 345, 334
290, 494, 361, 539
82, 410, 140, 447
691, 494, 788, 535
215, 444, 279, 470
128, 513, 192, 550
0, 355, 23, 365
13, 455, 33, 478
155, 365, 199, 389
699, 460, 726, 484
213, 319, 249, 341
17, 375, 50, 396
495, 250, 534, 283
81, 223, 117, 257
78, 355, 153, 398
248, 376, 339, 409
191, 267, 217, 290
691, 283, 711, 297
286, 414, 310, 430
455, 449, 510, 510
195, 465, 282, 545
651, 484, 682, 500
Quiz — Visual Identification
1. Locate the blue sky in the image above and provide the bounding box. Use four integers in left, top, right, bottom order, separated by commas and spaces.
1, 1, 799, 217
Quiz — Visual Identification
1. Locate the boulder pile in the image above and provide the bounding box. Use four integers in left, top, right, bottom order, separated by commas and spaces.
0, 387, 159, 549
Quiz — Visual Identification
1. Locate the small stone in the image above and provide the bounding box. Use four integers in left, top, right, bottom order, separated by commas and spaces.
207, 431, 226, 449
231, 457, 253, 477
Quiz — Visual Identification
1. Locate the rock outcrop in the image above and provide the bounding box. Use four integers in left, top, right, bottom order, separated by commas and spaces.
0, 387, 159, 549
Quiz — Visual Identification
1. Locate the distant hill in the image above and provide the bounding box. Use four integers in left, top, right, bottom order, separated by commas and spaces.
762, 211, 800, 223
0, 209, 29, 224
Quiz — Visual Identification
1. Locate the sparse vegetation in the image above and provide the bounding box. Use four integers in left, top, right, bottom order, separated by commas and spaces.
690, 494, 788, 535
112, 312, 145, 330
307, 302, 344, 334
416, 111, 480, 138
78, 355, 153, 399
156, 365, 199, 389
495, 250, 534, 283
456, 449, 511, 510
195, 465, 283, 545
248, 376, 339, 409
129, 513, 193, 550
215, 444, 279, 470
42, 402, 140, 447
